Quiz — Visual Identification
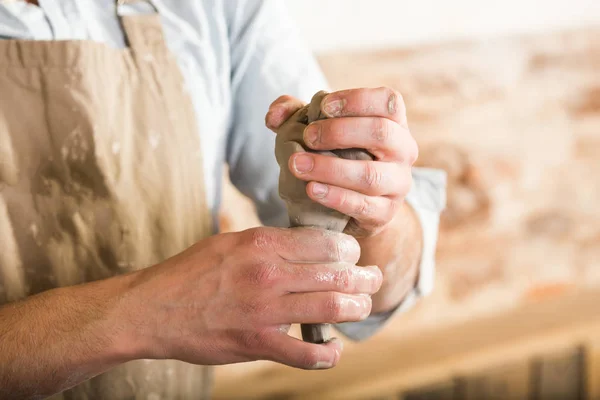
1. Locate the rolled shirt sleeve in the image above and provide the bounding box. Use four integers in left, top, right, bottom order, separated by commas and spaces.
226, 0, 447, 340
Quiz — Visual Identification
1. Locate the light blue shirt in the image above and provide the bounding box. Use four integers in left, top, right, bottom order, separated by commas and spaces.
0, 0, 446, 340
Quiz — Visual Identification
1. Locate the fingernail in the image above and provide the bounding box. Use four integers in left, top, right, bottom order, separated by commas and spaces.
313, 361, 333, 369
311, 182, 328, 198
359, 266, 378, 278
304, 124, 321, 147
361, 308, 371, 319
292, 153, 314, 173
361, 296, 372, 319
331, 338, 343, 364
323, 97, 346, 117
388, 91, 397, 115
329, 337, 344, 351
348, 295, 372, 319
341, 296, 370, 319
361, 266, 382, 283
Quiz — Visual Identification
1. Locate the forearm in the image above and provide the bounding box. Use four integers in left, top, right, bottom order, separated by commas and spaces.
0, 273, 140, 399
357, 201, 423, 314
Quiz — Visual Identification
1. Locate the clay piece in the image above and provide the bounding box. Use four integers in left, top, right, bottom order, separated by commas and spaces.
275, 91, 373, 232
274, 91, 373, 344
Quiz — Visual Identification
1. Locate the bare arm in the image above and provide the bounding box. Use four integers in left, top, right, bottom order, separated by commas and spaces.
357, 202, 422, 313
0, 274, 139, 399
0, 227, 381, 398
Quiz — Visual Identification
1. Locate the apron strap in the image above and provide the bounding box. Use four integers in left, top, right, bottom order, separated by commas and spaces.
116, 0, 167, 55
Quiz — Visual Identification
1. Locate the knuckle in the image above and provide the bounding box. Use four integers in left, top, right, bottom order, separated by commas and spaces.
243, 261, 280, 287
256, 263, 280, 287
334, 267, 353, 292
328, 119, 346, 144
330, 235, 345, 262
328, 233, 359, 262
372, 118, 389, 143
247, 228, 273, 250
354, 197, 372, 217
362, 163, 383, 192
237, 330, 270, 351
324, 293, 344, 322
337, 189, 351, 210
239, 296, 270, 317
332, 157, 346, 180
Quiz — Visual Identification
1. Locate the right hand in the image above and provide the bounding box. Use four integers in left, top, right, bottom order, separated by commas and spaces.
123, 227, 382, 370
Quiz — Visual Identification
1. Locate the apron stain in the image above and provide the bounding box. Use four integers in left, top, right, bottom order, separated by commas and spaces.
0, 123, 20, 186
0, 196, 27, 301
0, 5, 214, 398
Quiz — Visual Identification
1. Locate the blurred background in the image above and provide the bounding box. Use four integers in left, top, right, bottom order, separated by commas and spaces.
215, 1, 600, 398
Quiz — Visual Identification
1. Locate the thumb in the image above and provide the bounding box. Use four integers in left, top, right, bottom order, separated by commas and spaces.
265, 95, 306, 131
263, 331, 343, 370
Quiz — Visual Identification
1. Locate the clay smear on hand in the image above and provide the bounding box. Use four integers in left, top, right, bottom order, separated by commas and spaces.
274, 91, 373, 233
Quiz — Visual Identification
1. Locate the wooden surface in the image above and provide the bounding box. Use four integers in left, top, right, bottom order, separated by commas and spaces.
215, 27, 600, 399
531, 347, 586, 400
455, 360, 531, 400
213, 288, 600, 399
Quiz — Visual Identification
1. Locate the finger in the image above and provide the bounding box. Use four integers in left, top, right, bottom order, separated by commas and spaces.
306, 182, 398, 230
275, 292, 372, 324
263, 333, 343, 370
289, 154, 410, 197
266, 95, 306, 130
245, 227, 361, 263
281, 263, 382, 294
320, 87, 407, 126
303, 117, 417, 162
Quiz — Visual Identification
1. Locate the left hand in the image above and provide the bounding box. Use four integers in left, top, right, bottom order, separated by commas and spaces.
266, 87, 418, 238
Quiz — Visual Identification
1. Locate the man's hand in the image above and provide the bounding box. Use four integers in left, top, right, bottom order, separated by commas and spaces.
129, 227, 382, 368
266, 87, 417, 238
266, 88, 422, 314
0, 228, 381, 398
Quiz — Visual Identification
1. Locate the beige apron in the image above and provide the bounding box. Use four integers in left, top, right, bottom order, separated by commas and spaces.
0, 2, 214, 398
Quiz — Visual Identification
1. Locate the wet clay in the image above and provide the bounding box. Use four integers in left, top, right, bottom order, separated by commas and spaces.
275, 91, 373, 232
274, 91, 373, 343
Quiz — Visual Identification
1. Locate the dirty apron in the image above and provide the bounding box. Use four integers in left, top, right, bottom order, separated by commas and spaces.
0, 2, 214, 399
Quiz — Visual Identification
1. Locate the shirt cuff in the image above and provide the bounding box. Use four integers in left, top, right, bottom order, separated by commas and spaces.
335, 167, 447, 341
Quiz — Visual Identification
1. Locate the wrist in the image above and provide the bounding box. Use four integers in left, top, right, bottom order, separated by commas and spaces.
358, 201, 423, 313
114, 261, 185, 361
77, 271, 150, 363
